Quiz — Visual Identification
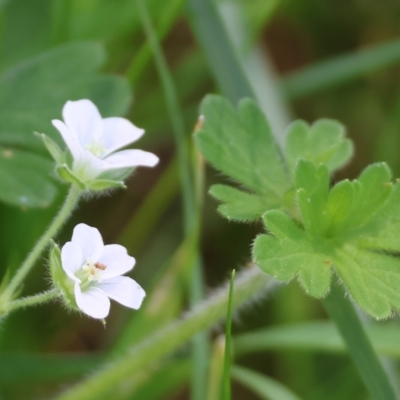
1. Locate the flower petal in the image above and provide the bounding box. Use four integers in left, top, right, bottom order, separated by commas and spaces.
62, 99, 102, 147
101, 117, 144, 157
61, 241, 83, 283
52, 119, 83, 162
71, 223, 104, 261
73, 148, 108, 181
97, 276, 145, 309
75, 283, 110, 319
103, 149, 159, 171
98, 244, 135, 279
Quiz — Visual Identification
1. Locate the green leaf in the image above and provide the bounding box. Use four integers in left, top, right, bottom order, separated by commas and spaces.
195, 95, 290, 221
210, 184, 275, 221
285, 119, 353, 175
254, 210, 332, 298
254, 160, 400, 319
295, 160, 330, 236
0, 147, 57, 208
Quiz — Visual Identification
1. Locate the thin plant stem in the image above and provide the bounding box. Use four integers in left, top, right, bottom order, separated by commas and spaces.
222, 270, 235, 400
136, 0, 194, 228
53, 267, 276, 400
135, 3, 207, 399
1, 184, 81, 302
206, 336, 225, 400
3, 288, 59, 315
322, 279, 398, 400
126, 0, 185, 85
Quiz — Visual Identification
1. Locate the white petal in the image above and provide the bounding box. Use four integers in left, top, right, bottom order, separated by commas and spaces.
52, 119, 84, 161
73, 148, 108, 180
61, 241, 83, 283
98, 244, 135, 279
103, 149, 159, 171
101, 117, 144, 157
62, 100, 103, 147
75, 283, 110, 319
97, 276, 145, 310
71, 223, 104, 261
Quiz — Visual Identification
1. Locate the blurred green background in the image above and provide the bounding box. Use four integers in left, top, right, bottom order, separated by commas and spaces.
1, 0, 400, 399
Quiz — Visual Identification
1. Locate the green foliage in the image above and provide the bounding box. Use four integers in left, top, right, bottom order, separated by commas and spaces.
0, 147, 57, 208
196, 95, 352, 222
254, 160, 400, 319
196, 95, 400, 319
195, 95, 289, 221
285, 119, 353, 175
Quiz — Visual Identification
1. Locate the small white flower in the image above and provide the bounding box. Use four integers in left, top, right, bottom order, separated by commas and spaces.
52, 99, 159, 182
61, 223, 145, 319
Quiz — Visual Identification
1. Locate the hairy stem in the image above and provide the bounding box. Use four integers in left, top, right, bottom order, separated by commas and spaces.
2, 288, 59, 315
0, 185, 81, 302
54, 267, 276, 400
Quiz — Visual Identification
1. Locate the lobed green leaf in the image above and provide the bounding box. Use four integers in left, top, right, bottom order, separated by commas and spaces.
285, 119, 353, 175
196, 96, 353, 222
195, 95, 290, 221
254, 160, 400, 319
210, 184, 277, 221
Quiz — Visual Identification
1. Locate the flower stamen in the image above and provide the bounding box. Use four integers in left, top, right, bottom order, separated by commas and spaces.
94, 262, 107, 270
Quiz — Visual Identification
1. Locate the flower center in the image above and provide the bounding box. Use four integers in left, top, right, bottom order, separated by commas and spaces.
85, 138, 107, 158
76, 258, 107, 287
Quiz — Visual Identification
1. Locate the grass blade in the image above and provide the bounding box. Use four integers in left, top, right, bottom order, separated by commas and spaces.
232, 366, 302, 400
282, 38, 400, 99
186, 0, 254, 103
234, 321, 400, 358
322, 279, 398, 400
206, 336, 225, 400
136, 2, 208, 400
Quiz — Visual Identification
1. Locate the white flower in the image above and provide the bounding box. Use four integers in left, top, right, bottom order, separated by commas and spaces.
61, 223, 145, 319
52, 99, 159, 182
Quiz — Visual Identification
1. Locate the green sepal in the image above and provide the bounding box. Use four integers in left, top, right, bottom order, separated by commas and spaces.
48, 240, 76, 309
56, 164, 87, 190
87, 179, 126, 192
97, 167, 134, 182
34, 132, 66, 164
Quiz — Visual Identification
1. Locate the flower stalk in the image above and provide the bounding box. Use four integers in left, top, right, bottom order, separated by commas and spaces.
0, 184, 81, 304
54, 266, 276, 400
3, 288, 59, 315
